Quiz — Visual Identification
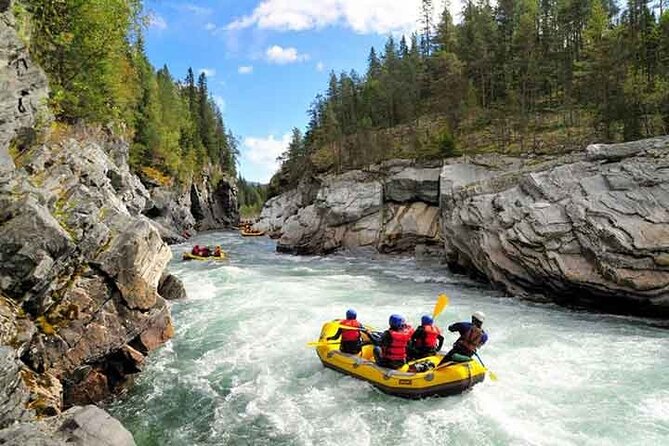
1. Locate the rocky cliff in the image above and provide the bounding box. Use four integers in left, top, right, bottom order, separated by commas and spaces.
142, 173, 239, 244
257, 139, 669, 317
0, 3, 210, 442
257, 160, 443, 256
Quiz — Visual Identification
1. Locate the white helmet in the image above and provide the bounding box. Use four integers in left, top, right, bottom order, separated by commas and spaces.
472, 311, 486, 323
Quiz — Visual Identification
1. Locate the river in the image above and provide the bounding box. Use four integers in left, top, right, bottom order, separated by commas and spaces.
109, 231, 669, 445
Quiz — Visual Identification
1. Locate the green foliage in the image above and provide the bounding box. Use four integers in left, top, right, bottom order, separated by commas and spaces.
237, 177, 267, 217
435, 127, 458, 158
23, 0, 237, 184
271, 0, 669, 194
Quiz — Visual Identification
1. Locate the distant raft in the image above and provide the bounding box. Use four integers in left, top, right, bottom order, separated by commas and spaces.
314, 321, 485, 399
240, 229, 265, 237
182, 251, 227, 261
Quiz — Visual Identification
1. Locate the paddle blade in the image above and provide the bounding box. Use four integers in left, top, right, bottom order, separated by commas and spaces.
488, 370, 498, 382
432, 294, 449, 319
306, 341, 338, 347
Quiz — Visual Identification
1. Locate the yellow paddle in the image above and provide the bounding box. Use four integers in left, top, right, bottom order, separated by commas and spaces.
474, 352, 498, 381
306, 340, 339, 347
432, 293, 449, 319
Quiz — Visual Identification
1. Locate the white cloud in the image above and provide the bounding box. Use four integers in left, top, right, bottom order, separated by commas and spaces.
199, 68, 216, 77
204, 22, 217, 31
148, 13, 168, 30
226, 0, 450, 35
242, 133, 291, 182
238, 65, 254, 74
316, 61, 325, 72
173, 3, 213, 16
265, 45, 309, 64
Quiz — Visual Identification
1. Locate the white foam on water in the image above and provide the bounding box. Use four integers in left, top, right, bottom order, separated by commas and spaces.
109, 232, 669, 445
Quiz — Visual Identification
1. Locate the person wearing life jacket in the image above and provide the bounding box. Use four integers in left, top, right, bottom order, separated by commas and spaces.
327, 309, 364, 355
214, 246, 223, 257
440, 311, 488, 364
373, 314, 413, 369
409, 315, 444, 360
200, 245, 212, 257
191, 245, 201, 256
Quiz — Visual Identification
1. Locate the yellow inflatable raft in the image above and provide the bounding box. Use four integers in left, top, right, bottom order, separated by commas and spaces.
315, 321, 485, 398
240, 230, 265, 237
182, 251, 226, 261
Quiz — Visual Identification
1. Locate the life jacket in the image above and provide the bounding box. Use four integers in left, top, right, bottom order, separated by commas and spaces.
415, 324, 441, 349
382, 328, 412, 361
456, 325, 483, 354
340, 319, 361, 342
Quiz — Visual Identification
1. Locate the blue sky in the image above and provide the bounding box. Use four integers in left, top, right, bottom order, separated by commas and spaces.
144, 0, 454, 183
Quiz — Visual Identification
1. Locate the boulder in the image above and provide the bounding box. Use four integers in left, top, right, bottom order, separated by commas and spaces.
0, 405, 136, 446
0, 192, 75, 308
277, 205, 326, 254
158, 272, 187, 301
97, 220, 171, 311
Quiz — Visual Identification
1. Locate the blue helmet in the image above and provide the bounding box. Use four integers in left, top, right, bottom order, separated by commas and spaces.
421, 315, 433, 326
346, 309, 357, 320
389, 314, 404, 329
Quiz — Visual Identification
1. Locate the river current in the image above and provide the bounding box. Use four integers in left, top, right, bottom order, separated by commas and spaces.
110, 231, 669, 445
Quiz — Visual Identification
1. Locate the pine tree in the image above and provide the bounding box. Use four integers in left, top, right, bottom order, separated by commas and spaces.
420, 0, 435, 56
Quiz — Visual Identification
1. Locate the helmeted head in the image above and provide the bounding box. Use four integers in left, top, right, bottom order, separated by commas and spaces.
346, 309, 357, 320
389, 314, 404, 329
421, 315, 433, 326
472, 311, 485, 326
194, 245, 200, 249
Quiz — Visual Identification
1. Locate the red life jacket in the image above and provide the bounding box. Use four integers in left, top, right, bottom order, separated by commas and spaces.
415, 324, 441, 349
382, 327, 412, 361
340, 319, 361, 342
456, 326, 483, 354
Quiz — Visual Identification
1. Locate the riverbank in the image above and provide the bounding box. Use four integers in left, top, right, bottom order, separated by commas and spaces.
256, 139, 669, 318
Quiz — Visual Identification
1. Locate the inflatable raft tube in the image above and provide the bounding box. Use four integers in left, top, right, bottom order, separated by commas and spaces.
315, 321, 485, 399
182, 252, 227, 261
240, 230, 265, 237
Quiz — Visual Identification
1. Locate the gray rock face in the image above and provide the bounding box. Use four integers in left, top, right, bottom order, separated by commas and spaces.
263, 138, 668, 316
0, 405, 136, 446
190, 176, 239, 231
0, 346, 31, 429
384, 167, 441, 205
256, 179, 319, 238
269, 165, 443, 255
158, 272, 187, 301
0, 2, 50, 173
0, 134, 176, 417
440, 138, 669, 316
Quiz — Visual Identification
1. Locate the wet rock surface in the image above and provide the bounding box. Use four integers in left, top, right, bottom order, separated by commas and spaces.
0, 405, 136, 446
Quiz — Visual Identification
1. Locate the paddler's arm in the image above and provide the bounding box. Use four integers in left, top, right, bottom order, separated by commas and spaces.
327, 328, 342, 341
436, 334, 444, 351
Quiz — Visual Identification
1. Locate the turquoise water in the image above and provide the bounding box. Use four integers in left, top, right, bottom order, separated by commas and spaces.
110, 232, 669, 445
